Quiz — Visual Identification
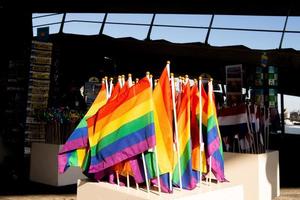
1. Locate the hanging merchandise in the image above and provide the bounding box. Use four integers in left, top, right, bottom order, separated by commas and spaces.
267, 66, 278, 87
266, 66, 278, 108
255, 88, 264, 107
225, 64, 243, 106
24, 40, 53, 154
267, 88, 277, 108
255, 67, 264, 87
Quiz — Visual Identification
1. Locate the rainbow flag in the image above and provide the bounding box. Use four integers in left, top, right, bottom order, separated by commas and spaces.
173, 82, 198, 190
58, 80, 108, 173
143, 65, 174, 192
190, 83, 207, 175
108, 80, 121, 102
87, 77, 156, 173
205, 80, 226, 182
153, 66, 173, 174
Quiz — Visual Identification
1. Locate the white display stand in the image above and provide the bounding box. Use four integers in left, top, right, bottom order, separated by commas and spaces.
30, 142, 86, 186
224, 151, 280, 200
77, 179, 244, 200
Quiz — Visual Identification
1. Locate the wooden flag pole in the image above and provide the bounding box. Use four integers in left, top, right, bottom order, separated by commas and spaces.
171, 71, 183, 190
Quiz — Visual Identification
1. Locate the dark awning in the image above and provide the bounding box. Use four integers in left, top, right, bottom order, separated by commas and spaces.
3, 0, 300, 16
48, 33, 300, 96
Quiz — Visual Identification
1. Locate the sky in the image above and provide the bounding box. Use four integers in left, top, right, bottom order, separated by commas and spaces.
32, 13, 300, 112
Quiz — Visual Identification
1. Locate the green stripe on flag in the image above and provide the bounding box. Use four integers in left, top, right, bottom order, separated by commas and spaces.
91, 111, 154, 156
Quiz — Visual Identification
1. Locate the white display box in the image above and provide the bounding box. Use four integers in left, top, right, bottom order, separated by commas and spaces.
224, 151, 280, 200
77, 179, 244, 200
30, 143, 86, 186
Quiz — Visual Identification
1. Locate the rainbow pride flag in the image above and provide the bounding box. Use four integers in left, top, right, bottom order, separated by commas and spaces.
87, 77, 156, 173
153, 66, 173, 175
137, 65, 173, 193
205, 80, 226, 182
173, 81, 198, 190
190, 83, 207, 175
58, 80, 107, 173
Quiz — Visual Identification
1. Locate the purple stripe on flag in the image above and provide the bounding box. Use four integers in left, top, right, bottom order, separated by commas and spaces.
89, 135, 155, 173
207, 136, 221, 155
210, 151, 227, 182
129, 157, 145, 183
58, 153, 68, 174
152, 173, 172, 193
91, 123, 155, 164
60, 137, 88, 153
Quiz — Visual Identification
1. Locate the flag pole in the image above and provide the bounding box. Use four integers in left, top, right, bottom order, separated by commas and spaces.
209, 156, 212, 186
109, 77, 113, 97
121, 74, 125, 87
127, 172, 130, 191
105, 76, 109, 100
150, 74, 153, 88
166, 63, 173, 192
154, 147, 161, 194
198, 77, 203, 185
208, 79, 213, 186
116, 171, 120, 187
171, 70, 183, 190
147, 71, 161, 195
141, 152, 150, 194
128, 74, 133, 87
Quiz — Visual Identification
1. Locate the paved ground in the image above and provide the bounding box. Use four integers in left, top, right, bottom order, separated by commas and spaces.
274, 188, 300, 200
0, 188, 300, 200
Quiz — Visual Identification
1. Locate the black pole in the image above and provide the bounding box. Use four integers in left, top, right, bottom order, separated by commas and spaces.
99, 13, 108, 35
278, 10, 290, 134
146, 14, 156, 40
204, 14, 215, 45
59, 13, 66, 34
279, 11, 289, 49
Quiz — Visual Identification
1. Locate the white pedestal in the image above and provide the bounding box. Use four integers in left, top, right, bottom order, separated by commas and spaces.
30, 143, 86, 186
77, 180, 244, 200
224, 151, 280, 200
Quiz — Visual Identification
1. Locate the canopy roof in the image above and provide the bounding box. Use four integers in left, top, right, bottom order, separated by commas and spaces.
4, 0, 300, 16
